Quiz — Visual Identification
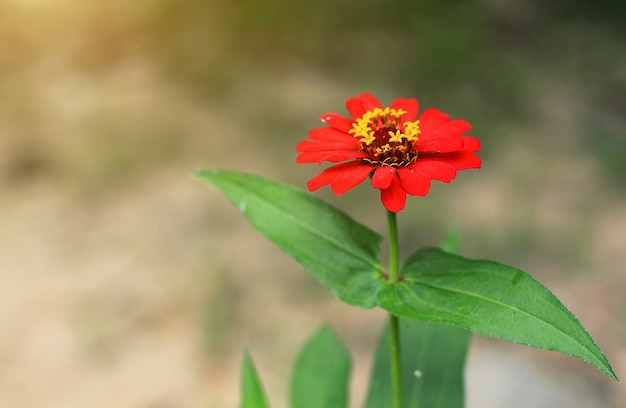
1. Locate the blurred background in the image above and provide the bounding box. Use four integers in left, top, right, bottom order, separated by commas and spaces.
0, 0, 625, 407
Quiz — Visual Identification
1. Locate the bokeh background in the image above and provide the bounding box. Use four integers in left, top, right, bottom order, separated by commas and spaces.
1, 0, 625, 407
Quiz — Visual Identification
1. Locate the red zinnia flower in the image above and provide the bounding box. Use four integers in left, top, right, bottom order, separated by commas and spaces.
296, 93, 481, 212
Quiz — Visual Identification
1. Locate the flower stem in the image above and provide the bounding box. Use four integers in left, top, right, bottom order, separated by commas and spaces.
389, 314, 402, 408
386, 210, 400, 284
386, 210, 402, 408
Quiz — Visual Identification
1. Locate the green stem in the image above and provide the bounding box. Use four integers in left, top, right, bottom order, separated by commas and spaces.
386, 210, 402, 408
386, 210, 400, 283
389, 314, 402, 408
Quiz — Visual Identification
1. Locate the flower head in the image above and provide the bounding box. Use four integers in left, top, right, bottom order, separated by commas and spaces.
296, 93, 481, 212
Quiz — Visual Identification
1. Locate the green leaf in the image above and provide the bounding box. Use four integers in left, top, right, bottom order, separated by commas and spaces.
241, 348, 271, 408
378, 247, 618, 381
364, 319, 469, 408
195, 169, 383, 308
290, 325, 351, 408
441, 223, 460, 254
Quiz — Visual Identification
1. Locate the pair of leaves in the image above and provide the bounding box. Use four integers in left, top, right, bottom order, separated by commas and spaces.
241, 327, 350, 408
242, 321, 469, 408
196, 169, 617, 382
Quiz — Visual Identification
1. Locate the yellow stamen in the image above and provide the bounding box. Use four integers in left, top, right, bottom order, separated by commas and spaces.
402, 121, 421, 141
349, 106, 421, 167
349, 108, 419, 146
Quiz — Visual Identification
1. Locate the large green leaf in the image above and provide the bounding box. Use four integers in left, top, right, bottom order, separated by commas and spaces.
241, 349, 271, 408
290, 326, 351, 408
378, 247, 618, 381
364, 319, 469, 408
195, 169, 384, 308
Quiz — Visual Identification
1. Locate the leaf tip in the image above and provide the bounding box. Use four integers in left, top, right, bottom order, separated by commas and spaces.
606, 366, 619, 383
241, 346, 256, 372
191, 167, 218, 180
442, 222, 460, 254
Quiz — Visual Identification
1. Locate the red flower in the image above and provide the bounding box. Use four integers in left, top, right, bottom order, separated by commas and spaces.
296, 93, 481, 212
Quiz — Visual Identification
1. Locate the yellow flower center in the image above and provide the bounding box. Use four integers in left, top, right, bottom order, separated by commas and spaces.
348, 107, 421, 167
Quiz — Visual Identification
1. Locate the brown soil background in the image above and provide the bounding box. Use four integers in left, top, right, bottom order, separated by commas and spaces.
1, 1, 625, 407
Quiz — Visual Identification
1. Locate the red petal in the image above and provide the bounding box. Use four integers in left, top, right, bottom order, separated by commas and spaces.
418, 120, 471, 153
397, 166, 432, 196
346, 97, 366, 119
380, 177, 407, 212
442, 119, 471, 136
418, 135, 464, 153
434, 151, 482, 170
358, 93, 382, 111
296, 139, 359, 153
422, 119, 471, 140
410, 160, 457, 183
461, 136, 481, 152
330, 164, 373, 194
371, 166, 396, 189
307, 162, 372, 194
296, 150, 369, 164
307, 127, 355, 143
320, 113, 353, 133
418, 108, 450, 134
346, 93, 383, 119
390, 98, 418, 122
